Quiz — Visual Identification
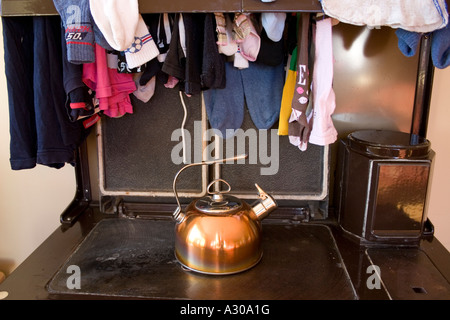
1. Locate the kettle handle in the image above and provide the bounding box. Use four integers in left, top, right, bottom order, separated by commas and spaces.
172, 154, 248, 222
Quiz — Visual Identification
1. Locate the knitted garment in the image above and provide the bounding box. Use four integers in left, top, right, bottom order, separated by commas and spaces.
320, 0, 448, 32
53, 0, 95, 64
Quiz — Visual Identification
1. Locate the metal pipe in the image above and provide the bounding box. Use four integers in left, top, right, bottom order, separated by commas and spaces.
410, 34, 435, 145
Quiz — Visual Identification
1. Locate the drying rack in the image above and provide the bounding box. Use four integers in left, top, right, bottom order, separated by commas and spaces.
0, 0, 436, 224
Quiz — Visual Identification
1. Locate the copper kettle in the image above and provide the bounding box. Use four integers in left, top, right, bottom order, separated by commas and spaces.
172, 155, 277, 275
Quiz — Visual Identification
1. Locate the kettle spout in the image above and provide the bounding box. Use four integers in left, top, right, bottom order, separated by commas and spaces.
251, 184, 277, 221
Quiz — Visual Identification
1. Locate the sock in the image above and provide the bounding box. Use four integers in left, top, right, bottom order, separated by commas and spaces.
90, 12, 114, 51
139, 58, 161, 86
395, 28, 421, 57
125, 15, 160, 69
133, 74, 156, 103
218, 14, 238, 56
257, 27, 285, 66
431, 22, 450, 69
53, 0, 95, 64
164, 75, 180, 88
288, 13, 312, 151
279, 14, 300, 135
278, 50, 297, 135
309, 18, 338, 146
214, 13, 227, 45
233, 13, 252, 43
203, 61, 245, 138
261, 12, 286, 42
239, 14, 261, 62
234, 45, 249, 69
117, 51, 143, 73
241, 61, 284, 129
89, 0, 139, 51
68, 86, 95, 121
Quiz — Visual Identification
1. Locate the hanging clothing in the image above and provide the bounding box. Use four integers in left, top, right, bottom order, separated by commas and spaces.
278, 48, 297, 136
396, 22, 450, 69
431, 21, 450, 69
183, 13, 206, 95
89, 0, 139, 51
82, 44, 136, 118
161, 13, 186, 85
60, 23, 98, 123
256, 27, 285, 67
123, 14, 160, 70
2, 16, 87, 170
261, 12, 286, 42
52, 0, 95, 64
203, 61, 284, 138
320, 0, 448, 33
162, 13, 226, 94
395, 28, 422, 57
201, 13, 227, 90
278, 13, 299, 136
288, 13, 312, 151
155, 13, 173, 62
238, 14, 261, 62
309, 18, 338, 146
138, 14, 165, 86
216, 13, 238, 57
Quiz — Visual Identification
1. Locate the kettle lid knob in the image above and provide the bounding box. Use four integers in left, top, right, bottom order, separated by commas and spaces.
194, 179, 243, 214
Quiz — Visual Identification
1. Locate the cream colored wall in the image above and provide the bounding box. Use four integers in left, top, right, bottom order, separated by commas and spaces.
0, 20, 449, 277
425, 67, 450, 251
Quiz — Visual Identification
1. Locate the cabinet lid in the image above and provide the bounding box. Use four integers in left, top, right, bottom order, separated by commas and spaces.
348, 130, 431, 159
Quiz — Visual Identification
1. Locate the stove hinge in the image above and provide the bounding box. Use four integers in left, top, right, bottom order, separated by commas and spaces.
100, 196, 124, 216
100, 196, 175, 220
101, 197, 135, 218
264, 206, 311, 224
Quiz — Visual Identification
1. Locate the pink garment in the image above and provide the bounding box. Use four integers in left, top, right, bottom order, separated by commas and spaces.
288, 109, 312, 151
309, 18, 338, 146
164, 75, 179, 89
83, 44, 136, 118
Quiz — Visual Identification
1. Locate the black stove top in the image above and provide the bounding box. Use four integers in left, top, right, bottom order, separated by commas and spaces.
47, 218, 357, 300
